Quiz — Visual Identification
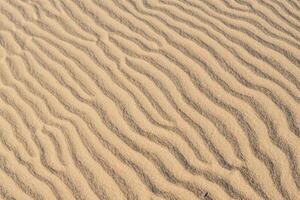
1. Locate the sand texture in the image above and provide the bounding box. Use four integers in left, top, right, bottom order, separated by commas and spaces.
0, 0, 300, 199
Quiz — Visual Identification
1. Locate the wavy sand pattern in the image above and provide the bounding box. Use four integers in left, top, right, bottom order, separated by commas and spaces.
0, 0, 299, 199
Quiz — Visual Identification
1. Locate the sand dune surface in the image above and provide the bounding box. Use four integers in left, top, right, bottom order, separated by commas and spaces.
0, 0, 300, 199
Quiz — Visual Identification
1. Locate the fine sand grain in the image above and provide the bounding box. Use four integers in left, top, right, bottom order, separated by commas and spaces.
0, 0, 299, 199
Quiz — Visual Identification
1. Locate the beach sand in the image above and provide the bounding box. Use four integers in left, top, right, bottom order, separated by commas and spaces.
0, 0, 299, 199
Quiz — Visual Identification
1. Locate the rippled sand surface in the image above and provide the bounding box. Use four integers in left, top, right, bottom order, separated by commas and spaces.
0, 0, 300, 199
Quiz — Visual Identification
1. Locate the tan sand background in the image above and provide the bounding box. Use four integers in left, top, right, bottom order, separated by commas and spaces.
0, 0, 300, 199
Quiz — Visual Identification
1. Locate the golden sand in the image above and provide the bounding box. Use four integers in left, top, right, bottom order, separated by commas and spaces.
0, 0, 299, 199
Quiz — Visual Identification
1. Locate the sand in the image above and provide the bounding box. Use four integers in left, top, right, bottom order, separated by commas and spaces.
0, 0, 299, 199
